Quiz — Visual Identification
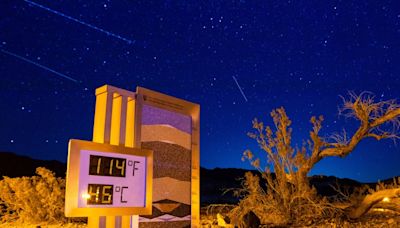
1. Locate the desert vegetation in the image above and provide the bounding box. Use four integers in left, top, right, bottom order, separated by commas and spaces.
0, 167, 87, 227
1, 92, 399, 227
216, 92, 400, 227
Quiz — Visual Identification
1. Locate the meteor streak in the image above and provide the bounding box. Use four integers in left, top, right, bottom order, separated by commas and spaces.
232, 76, 248, 102
1, 49, 79, 83
24, 0, 135, 45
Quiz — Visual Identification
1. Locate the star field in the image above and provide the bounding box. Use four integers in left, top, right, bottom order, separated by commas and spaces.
1, 0, 400, 182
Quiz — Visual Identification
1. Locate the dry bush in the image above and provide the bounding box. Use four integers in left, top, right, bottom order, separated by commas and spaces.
230, 109, 339, 227
0, 167, 66, 224
231, 92, 400, 226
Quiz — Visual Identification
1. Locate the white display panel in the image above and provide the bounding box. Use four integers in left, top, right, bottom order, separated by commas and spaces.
78, 150, 147, 208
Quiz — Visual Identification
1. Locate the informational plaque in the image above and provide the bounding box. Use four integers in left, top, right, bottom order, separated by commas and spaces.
136, 87, 200, 228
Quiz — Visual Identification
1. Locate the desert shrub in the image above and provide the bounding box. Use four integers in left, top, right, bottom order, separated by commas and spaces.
0, 167, 66, 224
229, 108, 340, 227
230, 92, 400, 226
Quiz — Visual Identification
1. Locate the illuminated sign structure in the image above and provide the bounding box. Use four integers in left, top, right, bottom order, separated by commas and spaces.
65, 85, 199, 228
65, 139, 153, 217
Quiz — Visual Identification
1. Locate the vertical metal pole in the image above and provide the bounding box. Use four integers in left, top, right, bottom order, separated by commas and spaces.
93, 87, 113, 144
122, 96, 137, 228
90, 86, 147, 228
191, 105, 200, 228
92, 86, 135, 228
88, 216, 100, 228
91, 86, 114, 228
128, 93, 143, 228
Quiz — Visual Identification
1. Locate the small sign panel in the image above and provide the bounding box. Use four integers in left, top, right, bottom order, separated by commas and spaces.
65, 139, 153, 217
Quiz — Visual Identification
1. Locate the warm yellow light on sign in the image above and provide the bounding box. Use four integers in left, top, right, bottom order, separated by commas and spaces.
82, 193, 91, 200
65, 139, 153, 217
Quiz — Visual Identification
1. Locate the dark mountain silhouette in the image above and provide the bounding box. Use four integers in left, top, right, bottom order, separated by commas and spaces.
200, 167, 253, 204
0, 152, 398, 205
0, 152, 66, 178
200, 167, 400, 205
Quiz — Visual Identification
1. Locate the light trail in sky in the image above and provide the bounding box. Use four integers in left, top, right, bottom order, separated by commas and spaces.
232, 76, 248, 102
24, 0, 135, 45
1, 49, 79, 83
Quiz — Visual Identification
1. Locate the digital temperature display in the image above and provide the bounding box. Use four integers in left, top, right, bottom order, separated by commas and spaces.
89, 155, 126, 177
87, 184, 113, 205
65, 139, 153, 217
78, 150, 144, 209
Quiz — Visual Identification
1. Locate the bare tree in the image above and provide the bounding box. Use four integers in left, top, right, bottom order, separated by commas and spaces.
237, 92, 400, 226
299, 92, 400, 180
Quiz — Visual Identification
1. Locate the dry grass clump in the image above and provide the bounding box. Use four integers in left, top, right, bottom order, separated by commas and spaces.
201, 204, 235, 227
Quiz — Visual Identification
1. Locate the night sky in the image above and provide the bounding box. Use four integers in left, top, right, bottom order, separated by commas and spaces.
1, 0, 400, 182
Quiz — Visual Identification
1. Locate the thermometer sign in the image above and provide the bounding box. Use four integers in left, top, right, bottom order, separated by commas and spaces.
65, 139, 153, 217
